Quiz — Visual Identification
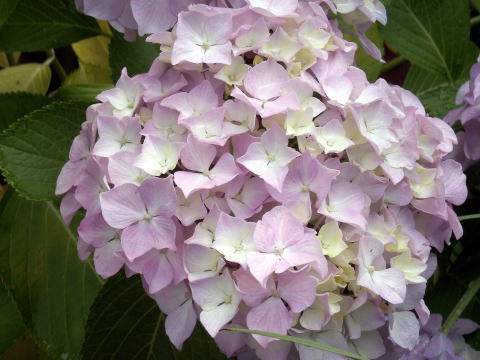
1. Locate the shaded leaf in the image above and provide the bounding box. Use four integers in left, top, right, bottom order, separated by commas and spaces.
0, 0, 19, 28
54, 84, 112, 103
0, 281, 25, 355
0, 335, 53, 360
0, 61, 52, 95
0, 93, 52, 133
466, 331, 480, 351
0, 189, 103, 359
109, 30, 158, 80
0, 102, 88, 200
0, 53, 7, 68
0, 0, 102, 52
427, 274, 480, 343
471, 0, 480, 12
0, 52, 20, 68
380, 0, 475, 82
442, 276, 480, 334
82, 274, 226, 360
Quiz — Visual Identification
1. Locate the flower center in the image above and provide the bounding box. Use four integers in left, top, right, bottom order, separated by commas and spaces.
144, 213, 153, 221
118, 137, 128, 146
200, 42, 211, 52
234, 243, 244, 251
274, 244, 284, 255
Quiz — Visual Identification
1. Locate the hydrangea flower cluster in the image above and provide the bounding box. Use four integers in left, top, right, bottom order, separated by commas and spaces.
445, 56, 480, 170
75, 0, 385, 59
58, 1, 474, 359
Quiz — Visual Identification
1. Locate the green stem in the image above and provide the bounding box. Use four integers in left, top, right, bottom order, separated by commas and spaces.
442, 276, 480, 334
471, 14, 480, 27
46, 49, 67, 83
225, 328, 368, 360
458, 213, 480, 221
380, 56, 407, 76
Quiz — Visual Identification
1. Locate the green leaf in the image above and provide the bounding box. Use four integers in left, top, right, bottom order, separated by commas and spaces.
415, 82, 463, 118
0, 281, 25, 355
82, 274, 226, 360
380, 0, 475, 82
403, 41, 477, 118
0, 189, 103, 359
54, 84, 112, 103
0, 102, 88, 200
0, 0, 19, 28
404, 66, 465, 118
226, 328, 367, 360
0, 0, 103, 52
0, 61, 52, 95
0, 93, 52, 133
403, 65, 444, 94
109, 30, 158, 80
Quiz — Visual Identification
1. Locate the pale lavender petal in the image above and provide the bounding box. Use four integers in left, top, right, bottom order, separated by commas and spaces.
100, 183, 145, 228
165, 299, 197, 349
93, 240, 124, 278
121, 217, 176, 261
246, 297, 291, 347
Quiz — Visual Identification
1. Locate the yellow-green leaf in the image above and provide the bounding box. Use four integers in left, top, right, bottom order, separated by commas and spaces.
72, 35, 110, 68
0, 52, 20, 68
65, 61, 112, 85
0, 61, 51, 94
0, 53, 7, 68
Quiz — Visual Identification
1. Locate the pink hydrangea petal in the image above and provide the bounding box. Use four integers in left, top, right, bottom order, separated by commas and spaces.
174, 171, 215, 198
138, 176, 177, 216
60, 191, 81, 225
93, 240, 124, 278
389, 311, 420, 350
277, 269, 317, 312
100, 183, 145, 229
165, 299, 197, 349
142, 253, 174, 293
121, 217, 176, 261
246, 297, 291, 348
